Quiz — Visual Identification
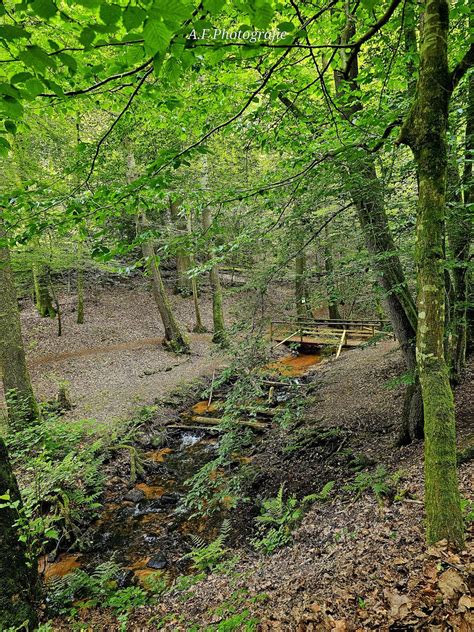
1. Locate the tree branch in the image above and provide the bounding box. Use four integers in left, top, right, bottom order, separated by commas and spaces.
344, 0, 404, 78
449, 44, 474, 93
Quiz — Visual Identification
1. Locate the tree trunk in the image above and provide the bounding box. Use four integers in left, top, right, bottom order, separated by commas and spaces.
447, 71, 473, 379
32, 263, 56, 319
295, 249, 311, 320
399, 0, 464, 548
323, 228, 342, 320
76, 240, 85, 325
169, 198, 193, 297
0, 216, 39, 426
201, 206, 226, 345
187, 214, 206, 333
0, 438, 39, 629
140, 217, 190, 353
334, 15, 423, 444
124, 143, 189, 353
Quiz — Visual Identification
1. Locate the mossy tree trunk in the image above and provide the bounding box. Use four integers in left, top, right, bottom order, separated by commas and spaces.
399, 0, 464, 548
295, 249, 311, 321
32, 263, 56, 319
169, 198, 193, 297
125, 143, 189, 353
187, 213, 206, 333
76, 240, 85, 325
0, 438, 39, 629
0, 216, 39, 426
324, 228, 342, 320
334, 14, 423, 445
447, 71, 472, 379
140, 222, 190, 353
201, 205, 227, 346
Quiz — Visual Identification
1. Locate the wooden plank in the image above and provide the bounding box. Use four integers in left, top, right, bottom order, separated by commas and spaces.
335, 329, 347, 359
192, 416, 267, 431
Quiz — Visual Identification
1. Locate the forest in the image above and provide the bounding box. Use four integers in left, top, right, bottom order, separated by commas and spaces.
0, 0, 472, 630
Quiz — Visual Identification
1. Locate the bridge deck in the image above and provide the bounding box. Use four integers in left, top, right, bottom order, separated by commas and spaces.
270, 319, 392, 350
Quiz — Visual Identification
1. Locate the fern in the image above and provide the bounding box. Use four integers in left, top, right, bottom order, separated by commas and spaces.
185, 520, 231, 572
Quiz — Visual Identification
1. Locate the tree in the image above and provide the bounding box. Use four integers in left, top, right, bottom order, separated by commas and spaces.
398, 0, 468, 548
0, 213, 39, 426
0, 439, 39, 629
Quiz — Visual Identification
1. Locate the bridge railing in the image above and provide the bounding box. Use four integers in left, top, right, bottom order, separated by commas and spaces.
269, 318, 393, 346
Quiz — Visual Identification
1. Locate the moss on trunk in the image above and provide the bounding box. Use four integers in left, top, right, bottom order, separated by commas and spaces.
201, 206, 227, 346
0, 438, 40, 629
399, 0, 464, 548
0, 217, 39, 426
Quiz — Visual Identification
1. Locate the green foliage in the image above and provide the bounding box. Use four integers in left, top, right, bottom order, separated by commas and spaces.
46, 560, 122, 615
185, 520, 232, 572
343, 466, 405, 505
252, 482, 334, 554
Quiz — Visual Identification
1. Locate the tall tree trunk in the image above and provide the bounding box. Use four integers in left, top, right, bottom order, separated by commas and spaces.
0, 438, 39, 629
124, 143, 189, 353
295, 248, 311, 320
0, 216, 39, 426
324, 227, 342, 320
334, 13, 423, 444
200, 158, 226, 345
169, 198, 192, 297
187, 213, 206, 333
140, 224, 189, 353
32, 263, 56, 319
76, 240, 85, 325
447, 71, 473, 379
201, 206, 227, 345
399, 0, 464, 548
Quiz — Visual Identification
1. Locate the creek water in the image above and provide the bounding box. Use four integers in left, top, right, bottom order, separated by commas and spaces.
42, 351, 322, 585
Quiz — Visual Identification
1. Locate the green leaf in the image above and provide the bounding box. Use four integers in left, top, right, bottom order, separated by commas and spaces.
43, 79, 65, 97
30, 0, 58, 19
123, 5, 146, 30
25, 78, 45, 97
277, 22, 295, 32
79, 27, 96, 48
19, 45, 57, 73
0, 25, 31, 40
0, 96, 24, 120
10, 72, 34, 84
253, 1, 274, 28
143, 19, 171, 55
100, 3, 122, 25
203, 0, 226, 12
58, 52, 78, 73
0, 83, 20, 98
4, 121, 17, 134
76, 0, 101, 7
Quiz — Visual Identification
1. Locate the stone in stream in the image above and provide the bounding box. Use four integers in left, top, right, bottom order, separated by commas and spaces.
159, 493, 179, 506
123, 488, 146, 503
116, 569, 135, 588
146, 553, 168, 570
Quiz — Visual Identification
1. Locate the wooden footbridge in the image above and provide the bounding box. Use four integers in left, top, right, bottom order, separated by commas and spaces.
270, 318, 392, 356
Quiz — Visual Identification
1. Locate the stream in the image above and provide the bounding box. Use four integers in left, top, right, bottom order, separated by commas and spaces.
42, 352, 322, 586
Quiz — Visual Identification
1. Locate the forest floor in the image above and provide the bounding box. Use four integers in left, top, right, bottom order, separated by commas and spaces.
6, 278, 473, 630
13, 281, 233, 422
122, 342, 473, 631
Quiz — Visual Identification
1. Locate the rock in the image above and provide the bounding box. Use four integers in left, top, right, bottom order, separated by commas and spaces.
146, 553, 168, 570
134, 499, 163, 516
117, 506, 135, 520
159, 493, 179, 506
144, 533, 160, 544
124, 488, 146, 503
116, 569, 135, 588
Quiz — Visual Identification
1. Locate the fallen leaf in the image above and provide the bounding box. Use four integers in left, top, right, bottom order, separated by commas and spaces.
384, 588, 411, 619
438, 568, 466, 599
